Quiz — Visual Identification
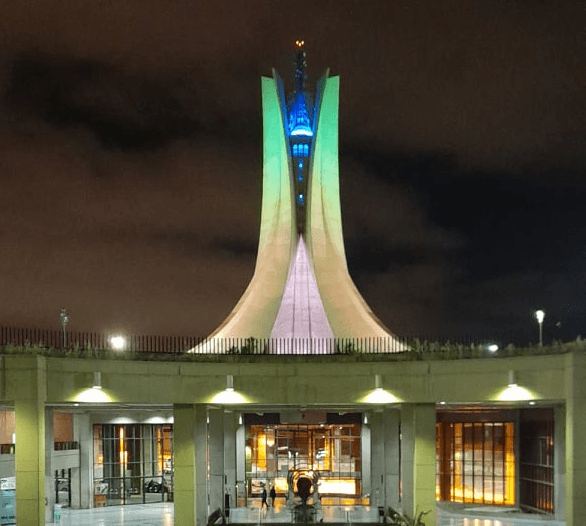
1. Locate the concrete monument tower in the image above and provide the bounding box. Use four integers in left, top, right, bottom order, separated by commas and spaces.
201, 42, 404, 352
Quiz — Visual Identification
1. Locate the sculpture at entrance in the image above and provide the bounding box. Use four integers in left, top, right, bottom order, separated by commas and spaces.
288, 469, 319, 523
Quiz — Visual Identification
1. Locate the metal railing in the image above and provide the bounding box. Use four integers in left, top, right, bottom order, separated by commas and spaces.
0, 326, 580, 358
0, 327, 408, 355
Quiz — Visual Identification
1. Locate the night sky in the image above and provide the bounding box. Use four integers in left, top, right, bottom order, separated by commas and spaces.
0, 0, 585, 346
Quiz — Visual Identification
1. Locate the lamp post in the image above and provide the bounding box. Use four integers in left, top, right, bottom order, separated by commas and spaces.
535, 309, 545, 347
60, 309, 69, 349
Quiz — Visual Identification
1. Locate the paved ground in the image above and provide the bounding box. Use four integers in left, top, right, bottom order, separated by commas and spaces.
49, 502, 566, 526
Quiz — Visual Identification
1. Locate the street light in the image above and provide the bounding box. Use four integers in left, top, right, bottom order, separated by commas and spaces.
60, 309, 69, 349
109, 335, 127, 351
535, 310, 545, 346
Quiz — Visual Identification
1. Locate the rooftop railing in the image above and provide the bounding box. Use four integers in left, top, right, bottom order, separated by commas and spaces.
0, 327, 406, 354
0, 326, 582, 359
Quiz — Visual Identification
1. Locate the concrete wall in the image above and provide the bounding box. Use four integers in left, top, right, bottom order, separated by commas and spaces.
25, 354, 566, 406
0, 352, 577, 525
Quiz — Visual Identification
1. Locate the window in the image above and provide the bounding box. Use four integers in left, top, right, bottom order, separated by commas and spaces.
93, 424, 173, 507
436, 421, 515, 505
247, 423, 362, 499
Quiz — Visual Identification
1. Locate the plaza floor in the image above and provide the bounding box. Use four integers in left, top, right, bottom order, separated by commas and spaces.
49, 502, 566, 526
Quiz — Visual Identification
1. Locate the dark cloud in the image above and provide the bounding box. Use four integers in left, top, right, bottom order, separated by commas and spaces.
6, 55, 224, 150
0, 0, 584, 344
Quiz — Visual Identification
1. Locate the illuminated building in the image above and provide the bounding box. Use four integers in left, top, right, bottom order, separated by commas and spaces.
0, 44, 578, 526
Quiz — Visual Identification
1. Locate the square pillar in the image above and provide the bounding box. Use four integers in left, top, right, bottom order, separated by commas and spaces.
223, 412, 237, 512
384, 409, 400, 510
44, 408, 54, 524
400, 404, 435, 526
74, 412, 92, 509
413, 404, 435, 526
174, 404, 203, 526
361, 416, 371, 499
195, 407, 208, 526
15, 399, 45, 526
14, 357, 47, 526
235, 417, 246, 507
370, 409, 400, 510
370, 412, 384, 508
208, 408, 224, 513
565, 353, 586, 526
400, 404, 414, 514
554, 404, 566, 521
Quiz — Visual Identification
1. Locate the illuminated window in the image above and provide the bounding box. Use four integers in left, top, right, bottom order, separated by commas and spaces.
303, 144, 309, 156
293, 144, 299, 157
436, 421, 515, 505
247, 422, 362, 499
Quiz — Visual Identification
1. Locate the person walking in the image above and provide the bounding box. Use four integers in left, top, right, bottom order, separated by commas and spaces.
269, 485, 276, 507
261, 486, 268, 508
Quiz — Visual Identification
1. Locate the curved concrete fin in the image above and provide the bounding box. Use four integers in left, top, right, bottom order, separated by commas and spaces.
306, 75, 405, 345
199, 75, 295, 344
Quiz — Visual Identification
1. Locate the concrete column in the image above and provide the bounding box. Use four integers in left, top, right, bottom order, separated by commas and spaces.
565, 352, 586, 526
143, 427, 153, 478
208, 408, 224, 514
400, 404, 435, 526
370, 412, 384, 508
74, 412, 92, 509
361, 415, 371, 499
383, 409, 400, 510
412, 404, 435, 526
223, 412, 237, 512
44, 408, 54, 524
400, 404, 414, 514
14, 356, 46, 526
235, 417, 246, 507
16, 398, 45, 526
173, 404, 198, 526
195, 407, 208, 526
554, 404, 566, 521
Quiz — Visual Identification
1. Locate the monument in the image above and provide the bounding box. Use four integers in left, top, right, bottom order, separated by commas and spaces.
198, 42, 404, 353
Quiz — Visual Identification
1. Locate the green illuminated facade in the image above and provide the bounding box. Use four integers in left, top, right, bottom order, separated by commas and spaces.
202, 49, 404, 350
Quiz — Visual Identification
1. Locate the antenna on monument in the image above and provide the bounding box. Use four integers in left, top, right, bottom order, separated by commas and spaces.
294, 39, 307, 93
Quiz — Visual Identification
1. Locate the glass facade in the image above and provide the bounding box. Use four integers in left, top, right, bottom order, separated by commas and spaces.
436, 421, 515, 505
246, 423, 362, 501
93, 424, 173, 507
